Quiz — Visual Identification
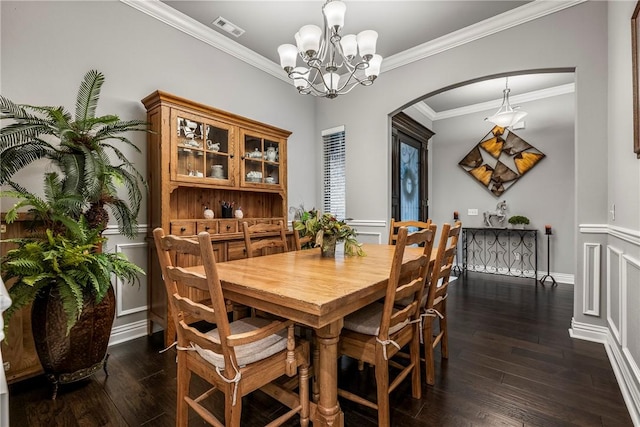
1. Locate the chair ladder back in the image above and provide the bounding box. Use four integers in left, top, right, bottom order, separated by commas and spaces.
243, 221, 289, 258
171, 294, 218, 325
388, 218, 432, 245
179, 319, 225, 355
428, 222, 461, 305
380, 227, 435, 337
293, 221, 314, 251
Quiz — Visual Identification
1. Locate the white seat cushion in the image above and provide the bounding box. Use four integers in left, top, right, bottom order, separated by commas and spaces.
194, 317, 288, 368
343, 302, 409, 336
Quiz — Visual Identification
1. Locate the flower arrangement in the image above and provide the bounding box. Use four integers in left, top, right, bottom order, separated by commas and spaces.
294, 209, 365, 256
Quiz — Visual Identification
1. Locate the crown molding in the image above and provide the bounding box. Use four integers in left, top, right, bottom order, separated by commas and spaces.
121, 0, 586, 83
433, 82, 575, 121
120, 0, 287, 83
383, 0, 587, 72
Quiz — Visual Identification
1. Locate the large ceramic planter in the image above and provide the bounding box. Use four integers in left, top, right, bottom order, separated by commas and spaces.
31, 284, 115, 399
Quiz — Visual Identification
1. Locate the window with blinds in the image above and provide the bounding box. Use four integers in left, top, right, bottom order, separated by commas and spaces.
322, 126, 346, 219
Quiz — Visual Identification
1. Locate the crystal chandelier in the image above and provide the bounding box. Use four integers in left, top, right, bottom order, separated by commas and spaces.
485, 77, 528, 128
277, 0, 382, 99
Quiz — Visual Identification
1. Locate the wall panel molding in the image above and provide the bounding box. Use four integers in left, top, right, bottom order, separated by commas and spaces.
582, 243, 601, 316
114, 242, 148, 317
621, 254, 640, 400
607, 245, 623, 345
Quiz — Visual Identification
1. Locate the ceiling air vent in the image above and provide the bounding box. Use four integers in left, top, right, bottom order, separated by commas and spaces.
212, 16, 245, 38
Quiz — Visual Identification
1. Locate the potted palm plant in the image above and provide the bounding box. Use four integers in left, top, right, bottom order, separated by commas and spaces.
0, 70, 147, 397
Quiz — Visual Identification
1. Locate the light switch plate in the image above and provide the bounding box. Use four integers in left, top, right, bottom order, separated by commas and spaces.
468, 209, 478, 216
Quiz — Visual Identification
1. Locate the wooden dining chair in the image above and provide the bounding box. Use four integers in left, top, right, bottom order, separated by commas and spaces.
388, 218, 432, 245
422, 220, 462, 385
337, 226, 435, 427
153, 228, 310, 427
292, 221, 314, 251
242, 220, 289, 257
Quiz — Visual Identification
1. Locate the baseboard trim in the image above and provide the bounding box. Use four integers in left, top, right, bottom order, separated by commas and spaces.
570, 319, 640, 425
108, 320, 148, 347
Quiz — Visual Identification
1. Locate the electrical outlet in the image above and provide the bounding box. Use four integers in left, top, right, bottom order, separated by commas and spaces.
468, 209, 478, 216
514, 252, 521, 261
3, 361, 9, 371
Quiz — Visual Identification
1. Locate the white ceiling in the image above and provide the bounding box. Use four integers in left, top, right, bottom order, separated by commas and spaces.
150, 1, 575, 114
162, 1, 530, 65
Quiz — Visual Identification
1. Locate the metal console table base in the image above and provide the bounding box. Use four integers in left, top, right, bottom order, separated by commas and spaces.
462, 227, 538, 281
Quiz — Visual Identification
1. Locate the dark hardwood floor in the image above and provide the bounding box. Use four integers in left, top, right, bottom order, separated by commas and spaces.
8, 273, 634, 426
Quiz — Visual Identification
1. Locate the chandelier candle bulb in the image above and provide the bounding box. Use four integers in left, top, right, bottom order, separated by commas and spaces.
356, 30, 378, 60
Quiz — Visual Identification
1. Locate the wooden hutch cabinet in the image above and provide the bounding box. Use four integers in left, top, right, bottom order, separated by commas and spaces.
142, 91, 291, 344
0, 216, 43, 383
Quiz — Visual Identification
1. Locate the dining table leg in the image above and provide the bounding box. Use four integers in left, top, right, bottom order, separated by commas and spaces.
313, 320, 344, 427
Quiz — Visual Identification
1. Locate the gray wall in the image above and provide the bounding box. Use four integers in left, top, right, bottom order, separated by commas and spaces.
430, 92, 575, 276
0, 0, 318, 338
312, 1, 637, 420
314, 1, 607, 319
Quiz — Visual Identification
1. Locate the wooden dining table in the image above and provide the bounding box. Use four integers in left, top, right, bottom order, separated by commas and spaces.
201, 243, 427, 427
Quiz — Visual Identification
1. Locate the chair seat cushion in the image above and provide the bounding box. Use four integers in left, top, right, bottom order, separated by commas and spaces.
343, 302, 408, 336
194, 317, 288, 368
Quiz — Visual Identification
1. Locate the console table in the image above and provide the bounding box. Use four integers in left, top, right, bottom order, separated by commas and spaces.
462, 227, 538, 280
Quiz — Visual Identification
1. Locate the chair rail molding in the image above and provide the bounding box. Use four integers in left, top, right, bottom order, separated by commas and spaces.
579, 223, 640, 247
103, 223, 149, 236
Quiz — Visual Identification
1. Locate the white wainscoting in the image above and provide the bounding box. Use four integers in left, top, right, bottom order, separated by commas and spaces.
114, 242, 148, 317
570, 319, 640, 426
576, 223, 640, 425
103, 225, 149, 347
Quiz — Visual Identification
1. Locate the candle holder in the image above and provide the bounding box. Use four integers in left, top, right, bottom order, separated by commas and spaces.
452, 212, 462, 274
539, 227, 557, 286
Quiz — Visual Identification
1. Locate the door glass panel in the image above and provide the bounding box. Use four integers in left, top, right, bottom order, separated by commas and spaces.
400, 142, 419, 222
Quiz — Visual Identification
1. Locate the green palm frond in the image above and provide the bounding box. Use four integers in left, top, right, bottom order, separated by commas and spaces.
106, 199, 137, 238
0, 122, 56, 150
0, 143, 52, 184
75, 70, 104, 127
93, 120, 148, 142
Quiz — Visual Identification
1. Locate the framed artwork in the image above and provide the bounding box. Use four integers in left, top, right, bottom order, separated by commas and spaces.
632, 1, 640, 158
459, 126, 545, 197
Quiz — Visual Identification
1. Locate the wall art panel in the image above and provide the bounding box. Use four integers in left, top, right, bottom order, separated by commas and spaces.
459, 125, 546, 196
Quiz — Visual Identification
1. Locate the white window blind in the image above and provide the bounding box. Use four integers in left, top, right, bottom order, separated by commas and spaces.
322, 126, 346, 219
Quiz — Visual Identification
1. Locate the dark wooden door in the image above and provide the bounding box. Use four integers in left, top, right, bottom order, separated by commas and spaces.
391, 112, 434, 222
